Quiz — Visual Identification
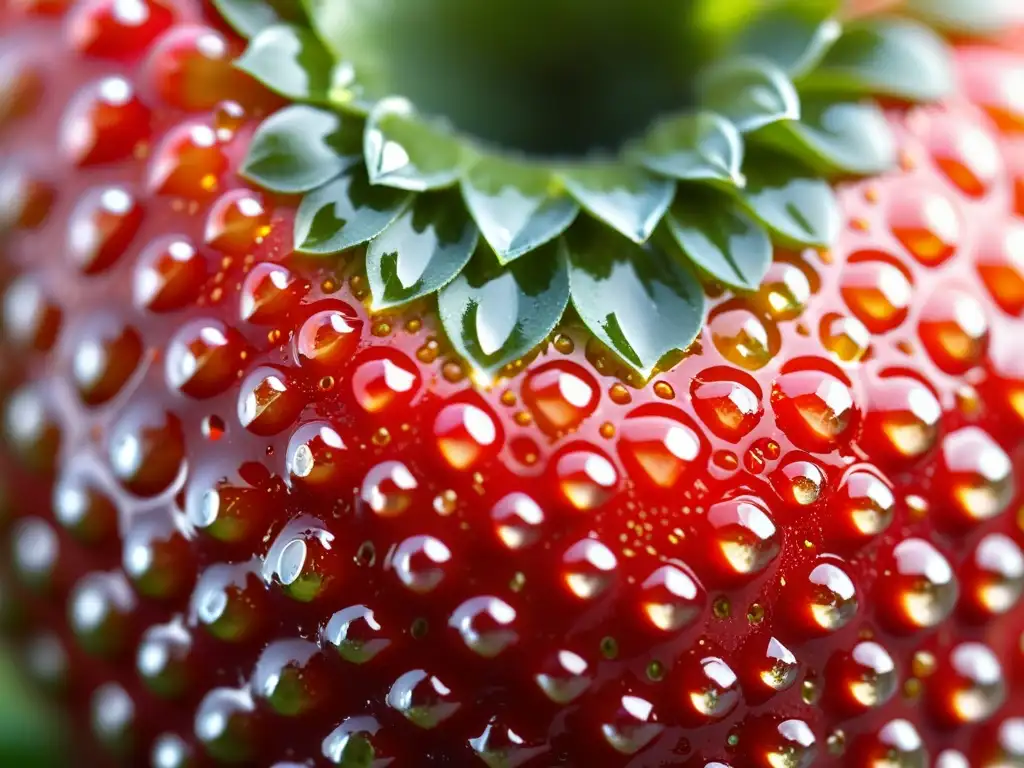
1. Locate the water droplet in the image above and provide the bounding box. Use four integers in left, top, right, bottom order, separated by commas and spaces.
840, 254, 913, 333
617, 409, 707, 489
561, 538, 617, 599
386, 669, 460, 729
449, 596, 518, 657
552, 445, 619, 511
881, 538, 958, 632
521, 361, 598, 434
704, 496, 780, 585
323, 604, 392, 664
390, 535, 451, 594
771, 367, 858, 452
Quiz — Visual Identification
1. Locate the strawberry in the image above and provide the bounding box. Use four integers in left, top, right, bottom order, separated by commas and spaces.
2, 0, 1024, 766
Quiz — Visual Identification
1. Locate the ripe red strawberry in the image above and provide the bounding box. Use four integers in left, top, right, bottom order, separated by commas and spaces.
2, 0, 1024, 766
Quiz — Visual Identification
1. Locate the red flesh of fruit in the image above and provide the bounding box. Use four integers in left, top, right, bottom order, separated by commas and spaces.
2, 1, 1024, 766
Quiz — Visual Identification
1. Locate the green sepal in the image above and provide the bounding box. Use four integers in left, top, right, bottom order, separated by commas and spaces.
294, 168, 412, 255
699, 58, 800, 134
559, 164, 674, 245
461, 156, 579, 265
364, 98, 465, 192
907, 0, 1024, 36
242, 105, 362, 194
799, 18, 953, 103
632, 112, 745, 186
752, 99, 896, 176
212, 0, 307, 38
235, 24, 339, 103
667, 190, 772, 291
366, 192, 479, 309
566, 221, 705, 378
438, 241, 571, 377
739, 151, 841, 247
730, 2, 841, 78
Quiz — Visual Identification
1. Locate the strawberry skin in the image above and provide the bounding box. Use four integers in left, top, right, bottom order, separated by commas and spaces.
2, 1, 1024, 766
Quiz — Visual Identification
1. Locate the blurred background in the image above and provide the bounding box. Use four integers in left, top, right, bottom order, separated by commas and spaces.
0, 645, 67, 766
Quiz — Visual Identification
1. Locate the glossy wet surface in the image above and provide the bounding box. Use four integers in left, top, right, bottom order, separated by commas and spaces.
1, 1, 1024, 766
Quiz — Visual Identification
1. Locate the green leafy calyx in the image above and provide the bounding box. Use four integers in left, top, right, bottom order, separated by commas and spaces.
216, 0, 957, 380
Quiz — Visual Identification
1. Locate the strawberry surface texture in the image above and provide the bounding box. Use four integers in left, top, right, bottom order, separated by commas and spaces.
2, 0, 1024, 766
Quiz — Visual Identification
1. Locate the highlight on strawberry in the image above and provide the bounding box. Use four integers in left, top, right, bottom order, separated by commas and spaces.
2, 0, 1024, 765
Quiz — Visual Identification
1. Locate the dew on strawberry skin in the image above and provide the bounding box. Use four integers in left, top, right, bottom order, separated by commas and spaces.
449, 595, 519, 658
121, 508, 194, 599
52, 457, 118, 544
194, 686, 260, 763
850, 718, 927, 768
560, 537, 618, 600
860, 375, 943, 465
827, 640, 898, 713
708, 306, 778, 371
470, 716, 549, 766
350, 349, 421, 415
820, 313, 871, 363
90, 681, 135, 755
743, 717, 818, 768
552, 444, 619, 511
637, 563, 705, 632
133, 235, 208, 312
67, 0, 175, 59
60, 76, 151, 166
189, 561, 266, 642
888, 187, 961, 266
252, 638, 331, 717
107, 404, 185, 496
791, 556, 859, 635
616, 409, 706, 489
679, 655, 740, 723
321, 715, 391, 766
295, 305, 364, 373
879, 537, 959, 632
747, 636, 800, 697
975, 220, 1024, 316
67, 570, 136, 657
359, 460, 418, 517
1, 275, 62, 352
237, 365, 304, 435
71, 315, 143, 405
690, 367, 763, 442
147, 121, 228, 200
490, 492, 545, 550
839, 254, 913, 333
828, 466, 896, 548
520, 360, 599, 434
918, 289, 989, 374
754, 260, 812, 321
929, 642, 1007, 726
239, 262, 307, 324
67, 185, 143, 274
535, 649, 592, 704
388, 534, 451, 594
386, 669, 461, 729
433, 400, 501, 471
136, 617, 192, 699
771, 366, 858, 452
703, 496, 781, 585
286, 420, 349, 493
185, 462, 272, 544
0, 161, 55, 231
205, 188, 271, 255
263, 516, 341, 603
322, 604, 392, 664
601, 694, 663, 755
936, 426, 1013, 529
961, 533, 1024, 619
